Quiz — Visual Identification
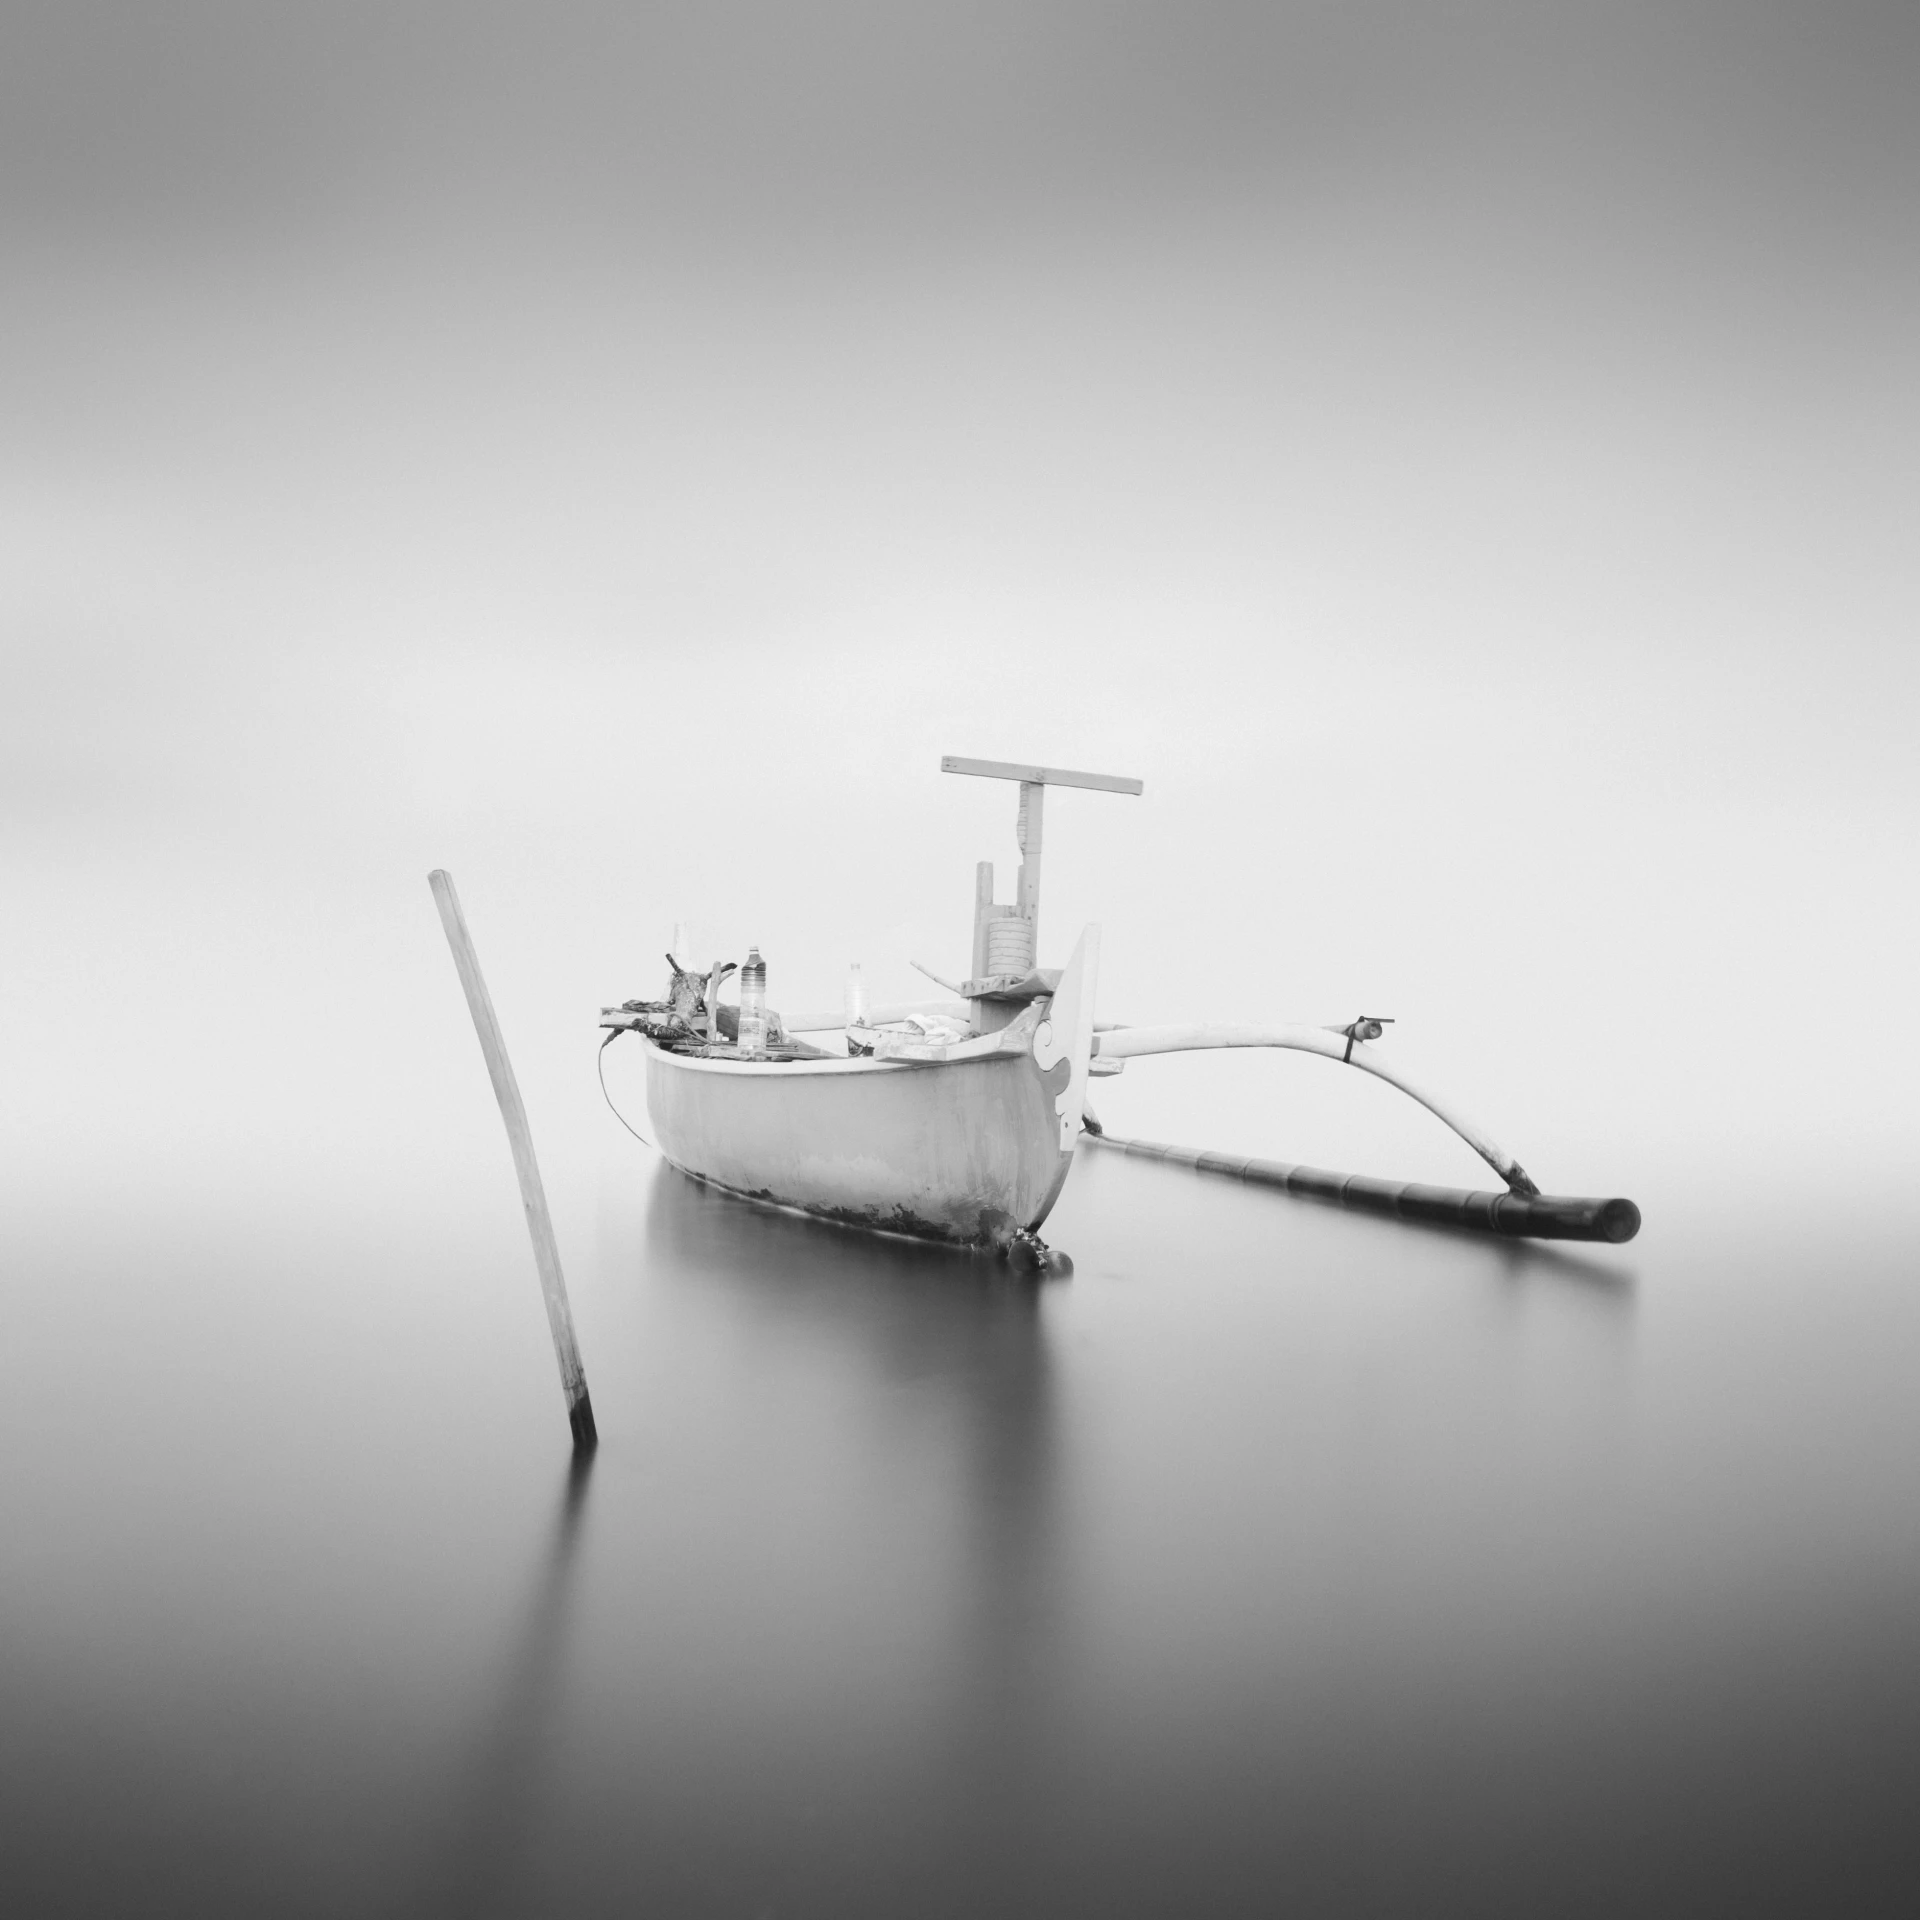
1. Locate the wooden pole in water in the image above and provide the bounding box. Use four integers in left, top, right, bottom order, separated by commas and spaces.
428, 869, 598, 1451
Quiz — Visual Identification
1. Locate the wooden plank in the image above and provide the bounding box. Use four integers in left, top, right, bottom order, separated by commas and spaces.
958, 966, 1061, 1001
971, 861, 994, 985
941, 755, 1143, 796
429, 869, 598, 1451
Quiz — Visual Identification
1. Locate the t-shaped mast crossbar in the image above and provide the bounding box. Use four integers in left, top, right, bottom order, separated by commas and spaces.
941, 756, 1144, 987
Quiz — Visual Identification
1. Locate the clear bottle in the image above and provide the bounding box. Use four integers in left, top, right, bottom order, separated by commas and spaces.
737, 945, 768, 1054
844, 960, 868, 1029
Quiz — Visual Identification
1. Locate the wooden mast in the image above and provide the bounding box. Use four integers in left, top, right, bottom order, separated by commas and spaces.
942, 756, 1142, 1030
1016, 780, 1043, 955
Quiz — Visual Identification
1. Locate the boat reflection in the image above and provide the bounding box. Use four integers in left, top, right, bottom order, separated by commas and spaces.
640, 1164, 1069, 1885
640, 1161, 1063, 1615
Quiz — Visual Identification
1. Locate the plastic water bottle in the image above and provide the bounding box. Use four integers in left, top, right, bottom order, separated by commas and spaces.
737, 945, 768, 1054
844, 961, 868, 1029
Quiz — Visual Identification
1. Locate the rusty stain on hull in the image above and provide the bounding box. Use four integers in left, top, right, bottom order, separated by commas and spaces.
661, 1164, 1025, 1252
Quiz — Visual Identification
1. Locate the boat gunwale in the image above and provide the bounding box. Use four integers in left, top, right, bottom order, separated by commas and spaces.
641, 1036, 999, 1079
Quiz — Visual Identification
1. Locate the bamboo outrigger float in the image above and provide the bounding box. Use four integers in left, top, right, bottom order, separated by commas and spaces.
602, 756, 1640, 1262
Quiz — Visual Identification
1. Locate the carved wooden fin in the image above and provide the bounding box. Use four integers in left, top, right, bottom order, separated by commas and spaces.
1032, 925, 1100, 1151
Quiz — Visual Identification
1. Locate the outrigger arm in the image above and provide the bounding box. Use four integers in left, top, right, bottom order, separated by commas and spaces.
1092, 1022, 1538, 1196
1087, 1020, 1642, 1243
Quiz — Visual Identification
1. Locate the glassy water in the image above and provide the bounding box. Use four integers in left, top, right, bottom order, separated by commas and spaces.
4, 1148, 1917, 1917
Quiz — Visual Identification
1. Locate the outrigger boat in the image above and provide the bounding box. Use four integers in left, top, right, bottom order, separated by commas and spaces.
601, 757, 1640, 1264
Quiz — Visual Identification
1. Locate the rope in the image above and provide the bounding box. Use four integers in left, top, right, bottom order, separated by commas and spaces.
986, 915, 1035, 977
597, 1030, 655, 1149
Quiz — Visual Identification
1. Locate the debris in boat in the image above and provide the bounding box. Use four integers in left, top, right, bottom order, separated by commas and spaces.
661, 954, 726, 1035
700, 960, 733, 1040
601, 952, 834, 1059
846, 1010, 973, 1059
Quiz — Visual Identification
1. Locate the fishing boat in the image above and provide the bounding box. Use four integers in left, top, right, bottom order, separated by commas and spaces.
601, 756, 1640, 1263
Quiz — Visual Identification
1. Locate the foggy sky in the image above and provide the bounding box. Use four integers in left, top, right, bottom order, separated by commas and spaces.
4, 2, 1917, 1219
6, 4, 1918, 257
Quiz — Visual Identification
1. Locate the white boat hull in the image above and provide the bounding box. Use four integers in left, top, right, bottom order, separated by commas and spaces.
644, 1042, 1073, 1246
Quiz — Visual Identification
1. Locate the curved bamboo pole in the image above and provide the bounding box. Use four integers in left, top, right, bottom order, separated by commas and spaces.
1090, 1024, 1539, 1196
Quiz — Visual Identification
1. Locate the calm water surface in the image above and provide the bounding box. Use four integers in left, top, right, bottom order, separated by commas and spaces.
5, 1148, 1918, 1916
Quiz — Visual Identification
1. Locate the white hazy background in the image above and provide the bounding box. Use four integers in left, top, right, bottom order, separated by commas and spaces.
5, 0, 1916, 1235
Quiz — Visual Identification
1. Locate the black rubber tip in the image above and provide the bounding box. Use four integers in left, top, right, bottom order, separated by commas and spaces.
1495, 1192, 1643, 1242
1595, 1198, 1642, 1244
569, 1393, 600, 1451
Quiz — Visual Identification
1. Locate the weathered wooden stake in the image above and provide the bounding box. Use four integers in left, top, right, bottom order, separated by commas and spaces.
429, 869, 598, 1450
